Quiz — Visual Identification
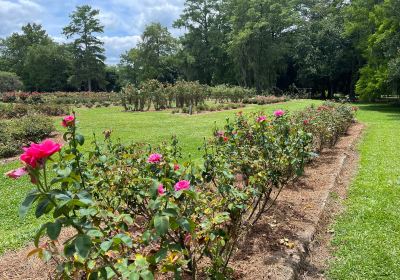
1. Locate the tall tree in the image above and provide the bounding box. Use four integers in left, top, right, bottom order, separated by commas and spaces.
293, 0, 358, 99
0, 23, 51, 79
137, 23, 179, 83
227, 0, 299, 92
119, 23, 179, 85
63, 5, 106, 91
174, 0, 232, 84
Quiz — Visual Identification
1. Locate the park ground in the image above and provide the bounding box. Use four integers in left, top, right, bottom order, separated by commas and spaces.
0, 100, 399, 279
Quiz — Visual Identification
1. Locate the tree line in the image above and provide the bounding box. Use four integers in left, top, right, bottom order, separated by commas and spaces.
0, 1, 399, 101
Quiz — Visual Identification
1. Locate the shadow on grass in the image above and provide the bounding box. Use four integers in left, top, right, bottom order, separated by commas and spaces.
357, 103, 400, 120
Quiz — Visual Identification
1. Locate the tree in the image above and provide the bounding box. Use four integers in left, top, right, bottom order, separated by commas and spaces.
63, 5, 106, 91
293, 0, 358, 99
0, 23, 51, 80
174, 0, 233, 85
0, 71, 23, 92
119, 23, 179, 85
346, 0, 399, 100
23, 43, 72, 92
137, 23, 179, 83
227, 0, 299, 92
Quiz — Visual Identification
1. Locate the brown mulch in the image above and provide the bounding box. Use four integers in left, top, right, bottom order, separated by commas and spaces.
0, 123, 364, 280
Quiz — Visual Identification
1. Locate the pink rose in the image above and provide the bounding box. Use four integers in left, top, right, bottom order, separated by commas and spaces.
273, 109, 285, 117
147, 153, 162, 163
303, 119, 310, 125
158, 184, 165, 195
174, 163, 180, 171
61, 115, 75, 127
174, 180, 190, 192
20, 139, 62, 168
256, 116, 267, 123
216, 131, 225, 137
5, 167, 27, 179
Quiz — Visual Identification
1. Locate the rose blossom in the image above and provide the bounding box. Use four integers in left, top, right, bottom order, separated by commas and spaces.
158, 184, 165, 195
273, 109, 285, 117
20, 139, 62, 168
256, 116, 267, 123
303, 119, 310, 125
223, 136, 229, 142
5, 167, 27, 179
147, 153, 162, 163
216, 131, 225, 137
61, 115, 75, 127
174, 163, 180, 171
174, 180, 190, 191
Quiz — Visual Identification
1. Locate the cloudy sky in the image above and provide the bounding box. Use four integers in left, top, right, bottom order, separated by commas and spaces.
0, 0, 185, 64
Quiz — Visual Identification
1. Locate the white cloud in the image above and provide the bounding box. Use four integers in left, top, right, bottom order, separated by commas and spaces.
0, 0, 43, 36
101, 35, 142, 64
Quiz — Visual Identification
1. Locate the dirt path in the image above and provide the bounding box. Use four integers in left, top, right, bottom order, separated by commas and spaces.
0, 123, 364, 280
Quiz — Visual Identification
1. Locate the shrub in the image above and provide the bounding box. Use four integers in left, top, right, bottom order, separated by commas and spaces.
11, 115, 55, 143
6, 103, 356, 279
0, 122, 21, 158
1, 92, 17, 103
0, 71, 23, 92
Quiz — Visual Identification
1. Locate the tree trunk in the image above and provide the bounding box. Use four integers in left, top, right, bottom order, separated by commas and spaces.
88, 79, 92, 92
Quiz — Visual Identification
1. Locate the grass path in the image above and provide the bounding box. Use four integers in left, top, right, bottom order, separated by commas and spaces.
329, 104, 400, 279
0, 100, 317, 255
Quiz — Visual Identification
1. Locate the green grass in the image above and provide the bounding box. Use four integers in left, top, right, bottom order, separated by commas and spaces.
0, 100, 318, 255
328, 103, 400, 279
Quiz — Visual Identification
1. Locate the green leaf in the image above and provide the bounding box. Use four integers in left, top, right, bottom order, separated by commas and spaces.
87, 229, 104, 238
100, 240, 112, 251
34, 224, 47, 247
35, 198, 52, 218
57, 167, 72, 178
154, 215, 169, 236
140, 271, 154, 280
47, 220, 62, 240
75, 234, 91, 258
64, 242, 76, 257
75, 134, 85, 146
19, 190, 40, 218
154, 248, 167, 263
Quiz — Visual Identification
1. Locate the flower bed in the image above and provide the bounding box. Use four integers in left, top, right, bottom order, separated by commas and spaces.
5, 102, 355, 279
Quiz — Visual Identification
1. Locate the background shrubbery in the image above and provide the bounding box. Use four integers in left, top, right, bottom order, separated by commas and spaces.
0, 115, 55, 158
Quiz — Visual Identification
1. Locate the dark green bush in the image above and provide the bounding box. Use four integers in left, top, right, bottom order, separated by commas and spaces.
0, 71, 23, 92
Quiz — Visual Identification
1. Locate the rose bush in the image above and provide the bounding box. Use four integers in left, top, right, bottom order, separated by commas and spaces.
5, 103, 356, 279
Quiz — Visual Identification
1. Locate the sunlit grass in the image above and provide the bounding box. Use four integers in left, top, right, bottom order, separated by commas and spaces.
328, 103, 400, 279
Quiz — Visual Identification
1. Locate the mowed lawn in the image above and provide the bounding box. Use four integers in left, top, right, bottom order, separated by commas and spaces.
329, 103, 400, 279
0, 100, 318, 254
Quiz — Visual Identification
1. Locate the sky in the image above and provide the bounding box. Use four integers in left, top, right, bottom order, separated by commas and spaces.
0, 0, 186, 64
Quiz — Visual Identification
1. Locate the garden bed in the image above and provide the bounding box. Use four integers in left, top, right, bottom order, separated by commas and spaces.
0, 123, 363, 279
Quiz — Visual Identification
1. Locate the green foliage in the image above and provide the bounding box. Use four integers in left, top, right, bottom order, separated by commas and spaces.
7, 102, 355, 278
346, 0, 400, 100
63, 5, 106, 91
23, 43, 72, 92
0, 71, 23, 92
0, 115, 54, 158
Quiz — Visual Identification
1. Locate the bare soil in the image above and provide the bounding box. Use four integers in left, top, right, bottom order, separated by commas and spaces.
0, 123, 364, 280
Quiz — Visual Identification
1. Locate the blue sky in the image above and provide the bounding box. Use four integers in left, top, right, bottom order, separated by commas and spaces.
0, 0, 185, 64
